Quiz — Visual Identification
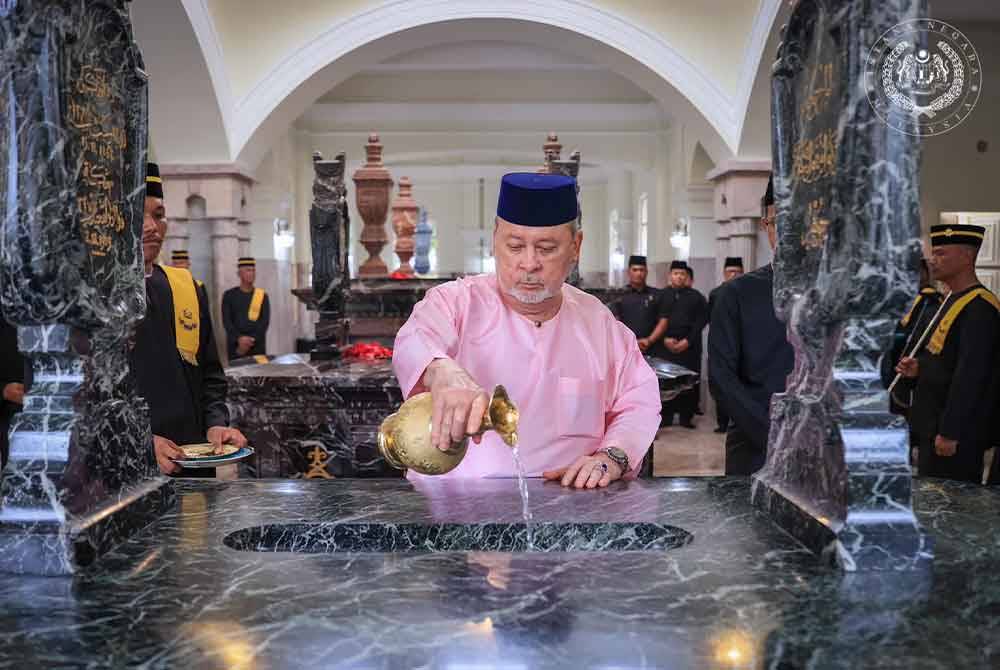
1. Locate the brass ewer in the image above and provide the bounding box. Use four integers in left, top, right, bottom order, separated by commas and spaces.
378, 385, 519, 475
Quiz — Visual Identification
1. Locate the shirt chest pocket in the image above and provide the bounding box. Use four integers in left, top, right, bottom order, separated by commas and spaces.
557, 376, 605, 438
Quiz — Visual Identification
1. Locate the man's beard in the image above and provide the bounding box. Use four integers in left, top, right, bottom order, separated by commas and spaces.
500, 273, 561, 304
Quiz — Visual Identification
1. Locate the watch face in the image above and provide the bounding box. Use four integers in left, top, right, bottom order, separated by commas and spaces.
607, 447, 626, 459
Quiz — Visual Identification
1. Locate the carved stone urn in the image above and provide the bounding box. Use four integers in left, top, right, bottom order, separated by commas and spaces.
391, 176, 418, 277
352, 133, 394, 277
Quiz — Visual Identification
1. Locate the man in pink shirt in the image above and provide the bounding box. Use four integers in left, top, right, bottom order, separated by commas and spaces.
392, 173, 660, 488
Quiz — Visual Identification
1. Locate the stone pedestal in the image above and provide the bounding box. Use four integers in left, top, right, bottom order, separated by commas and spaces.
391, 177, 418, 277
0, 0, 174, 575
751, 0, 931, 572
353, 133, 393, 278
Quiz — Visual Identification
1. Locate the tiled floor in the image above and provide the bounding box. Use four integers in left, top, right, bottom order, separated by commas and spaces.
652, 417, 726, 477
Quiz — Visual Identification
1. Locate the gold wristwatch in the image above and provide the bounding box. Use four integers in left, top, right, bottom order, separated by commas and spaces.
599, 446, 630, 475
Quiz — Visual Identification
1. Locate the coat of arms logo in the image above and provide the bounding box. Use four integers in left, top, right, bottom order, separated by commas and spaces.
865, 19, 981, 136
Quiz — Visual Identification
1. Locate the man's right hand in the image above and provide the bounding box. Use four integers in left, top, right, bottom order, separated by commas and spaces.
153, 435, 184, 475
423, 359, 490, 452
895, 356, 919, 378
2, 382, 24, 405
637, 338, 650, 352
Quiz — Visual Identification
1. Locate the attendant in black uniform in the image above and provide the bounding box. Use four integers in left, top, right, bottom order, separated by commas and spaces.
708, 256, 745, 433
0, 314, 26, 470
646, 260, 707, 427
611, 255, 661, 353
221, 258, 270, 361
708, 176, 794, 474
896, 223, 1000, 484
135, 163, 248, 475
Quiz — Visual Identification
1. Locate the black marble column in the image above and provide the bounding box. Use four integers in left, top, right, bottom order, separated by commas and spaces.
309, 152, 351, 359
752, 0, 931, 571
0, 0, 174, 575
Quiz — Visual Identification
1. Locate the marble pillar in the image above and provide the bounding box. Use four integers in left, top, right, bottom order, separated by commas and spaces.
162, 216, 192, 263
707, 160, 771, 280
751, 0, 930, 571
0, 0, 174, 575
211, 218, 240, 360
237, 219, 252, 257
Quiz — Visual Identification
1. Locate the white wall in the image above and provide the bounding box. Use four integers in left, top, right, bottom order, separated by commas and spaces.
921, 23, 1000, 232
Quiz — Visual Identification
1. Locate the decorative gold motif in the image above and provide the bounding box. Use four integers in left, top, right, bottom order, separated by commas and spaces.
378, 385, 519, 475
305, 446, 333, 479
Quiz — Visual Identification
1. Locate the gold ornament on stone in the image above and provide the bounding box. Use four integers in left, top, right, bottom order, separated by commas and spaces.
378, 385, 519, 475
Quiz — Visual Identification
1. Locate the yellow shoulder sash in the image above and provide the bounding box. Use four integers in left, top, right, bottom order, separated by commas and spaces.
159, 265, 201, 366
900, 288, 939, 327
927, 287, 1000, 354
899, 294, 924, 328
248, 287, 266, 322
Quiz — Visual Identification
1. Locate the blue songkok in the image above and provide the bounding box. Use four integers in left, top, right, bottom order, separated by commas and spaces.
496, 173, 579, 227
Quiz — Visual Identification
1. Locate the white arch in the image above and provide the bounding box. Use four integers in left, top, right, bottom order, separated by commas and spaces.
179, 0, 784, 169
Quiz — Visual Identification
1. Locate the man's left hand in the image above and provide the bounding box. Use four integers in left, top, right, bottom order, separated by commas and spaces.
543, 453, 624, 489
207, 426, 248, 455
934, 434, 958, 457
664, 338, 689, 354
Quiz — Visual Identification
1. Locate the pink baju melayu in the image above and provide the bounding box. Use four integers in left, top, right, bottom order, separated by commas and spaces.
392, 273, 660, 480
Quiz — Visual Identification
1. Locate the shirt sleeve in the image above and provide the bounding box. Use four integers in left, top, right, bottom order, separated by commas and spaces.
197, 283, 230, 429
688, 292, 709, 343
220, 290, 237, 352
391, 282, 464, 398
600, 322, 661, 475
939, 299, 1000, 441
657, 289, 675, 320
707, 283, 769, 451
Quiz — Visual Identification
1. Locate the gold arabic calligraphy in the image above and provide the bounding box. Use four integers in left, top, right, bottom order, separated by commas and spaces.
69, 64, 127, 258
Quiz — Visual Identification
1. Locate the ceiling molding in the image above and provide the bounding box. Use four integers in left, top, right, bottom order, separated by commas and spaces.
705, 158, 772, 182
179, 0, 235, 152
223, 0, 742, 164
297, 101, 664, 131
731, 0, 783, 152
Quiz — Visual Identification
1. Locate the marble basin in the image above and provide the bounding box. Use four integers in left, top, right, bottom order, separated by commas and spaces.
223, 521, 692, 553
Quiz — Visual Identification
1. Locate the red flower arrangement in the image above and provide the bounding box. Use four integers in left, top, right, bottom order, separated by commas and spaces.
342, 342, 393, 360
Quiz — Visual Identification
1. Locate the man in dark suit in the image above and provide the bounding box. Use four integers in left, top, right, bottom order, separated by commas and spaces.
708, 256, 744, 433
708, 176, 794, 474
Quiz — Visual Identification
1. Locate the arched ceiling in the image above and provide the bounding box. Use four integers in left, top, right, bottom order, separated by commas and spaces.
133, 0, 785, 170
